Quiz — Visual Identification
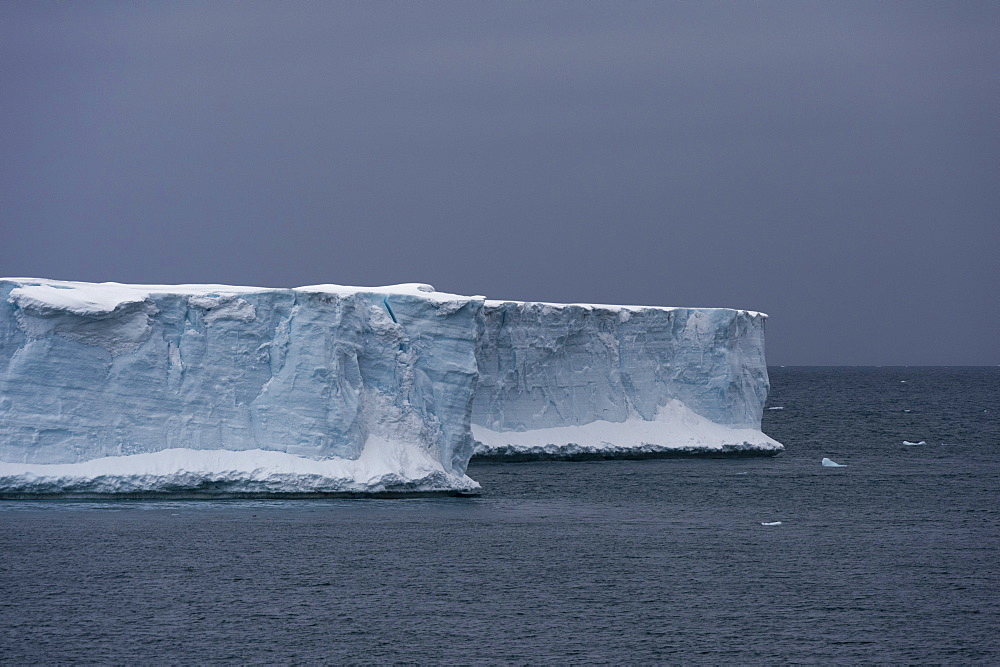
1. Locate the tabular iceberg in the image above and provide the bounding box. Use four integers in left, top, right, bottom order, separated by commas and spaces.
0, 278, 780, 497
0, 279, 483, 496
471, 300, 782, 460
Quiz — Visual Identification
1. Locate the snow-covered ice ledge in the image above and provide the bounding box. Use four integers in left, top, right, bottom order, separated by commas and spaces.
0, 279, 781, 496
472, 400, 782, 461
0, 439, 480, 498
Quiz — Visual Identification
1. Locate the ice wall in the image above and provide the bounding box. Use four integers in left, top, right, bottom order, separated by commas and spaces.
0, 279, 482, 495
471, 300, 781, 459
0, 279, 781, 495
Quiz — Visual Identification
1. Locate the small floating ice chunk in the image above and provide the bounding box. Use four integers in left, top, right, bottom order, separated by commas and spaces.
902, 440, 926, 446
767, 406, 784, 411
821, 457, 847, 467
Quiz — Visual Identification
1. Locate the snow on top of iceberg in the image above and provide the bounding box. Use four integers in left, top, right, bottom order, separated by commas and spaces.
3, 277, 479, 317
296, 282, 480, 303
6, 280, 154, 317
483, 299, 766, 319
3, 278, 763, 319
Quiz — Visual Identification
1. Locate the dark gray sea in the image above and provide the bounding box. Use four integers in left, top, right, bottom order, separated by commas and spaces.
1, 367, 998, 663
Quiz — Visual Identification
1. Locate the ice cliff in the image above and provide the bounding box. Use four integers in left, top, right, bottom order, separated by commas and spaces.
471, 300, 782, 460
0, 279, 780, 497
0, 279, 483, 496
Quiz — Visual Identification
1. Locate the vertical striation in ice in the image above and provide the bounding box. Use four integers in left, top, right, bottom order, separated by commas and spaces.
470, 300, 781, 459
0, 279, 483, 495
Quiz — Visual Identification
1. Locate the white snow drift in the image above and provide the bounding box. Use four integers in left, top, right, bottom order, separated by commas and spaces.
0, 437, 479, 497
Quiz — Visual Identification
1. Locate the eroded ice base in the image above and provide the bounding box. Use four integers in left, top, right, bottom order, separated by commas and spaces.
0, 437, 480, 498
472, 400, 783, 461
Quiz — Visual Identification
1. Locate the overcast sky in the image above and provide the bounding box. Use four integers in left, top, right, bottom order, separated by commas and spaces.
1, 1, 997, 364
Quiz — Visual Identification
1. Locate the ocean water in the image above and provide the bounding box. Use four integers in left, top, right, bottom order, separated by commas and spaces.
1, 367, 997, 663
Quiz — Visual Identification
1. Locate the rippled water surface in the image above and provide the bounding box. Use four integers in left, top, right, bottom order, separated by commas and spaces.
2, 367, 998, 663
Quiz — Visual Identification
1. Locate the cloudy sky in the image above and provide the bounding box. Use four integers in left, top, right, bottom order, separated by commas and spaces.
2, 1, 997, 364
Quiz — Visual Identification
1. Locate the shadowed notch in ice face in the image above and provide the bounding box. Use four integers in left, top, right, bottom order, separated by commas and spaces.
471, 300, 779, 458
0, 279, 483, 488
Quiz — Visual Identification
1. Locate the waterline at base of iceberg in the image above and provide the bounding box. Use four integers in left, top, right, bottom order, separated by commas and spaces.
471, 444, 782, 462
